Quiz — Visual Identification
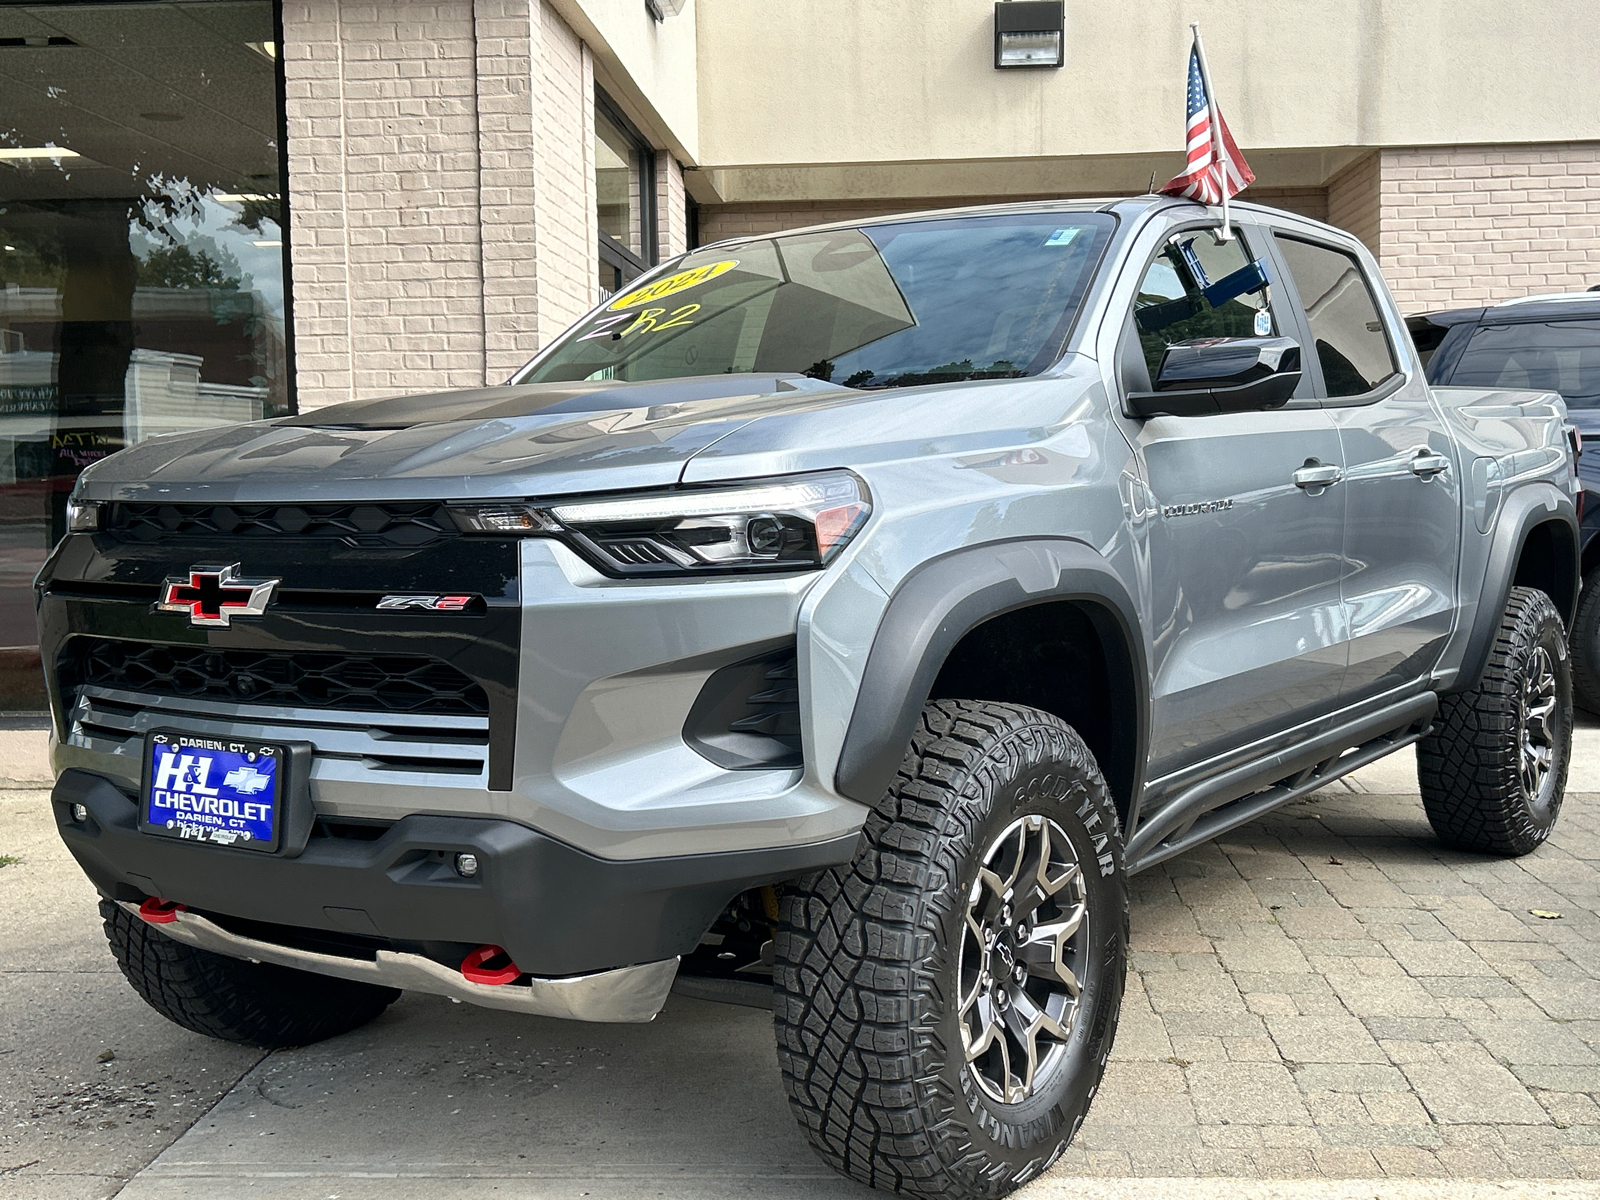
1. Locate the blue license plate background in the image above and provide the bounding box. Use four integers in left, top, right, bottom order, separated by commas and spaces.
144, 733, 282, 849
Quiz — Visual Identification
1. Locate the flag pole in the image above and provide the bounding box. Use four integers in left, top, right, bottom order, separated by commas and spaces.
1189, 21, 1231, 242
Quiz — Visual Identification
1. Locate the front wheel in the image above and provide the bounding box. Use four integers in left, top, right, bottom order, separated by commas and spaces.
1418, 586, 1572, 856
774, 700, 1128, 1198
102, 900, 401, 1048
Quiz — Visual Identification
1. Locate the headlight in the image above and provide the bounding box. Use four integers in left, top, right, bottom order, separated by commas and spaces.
450, 471, 871, 577
66, 498, 102, 533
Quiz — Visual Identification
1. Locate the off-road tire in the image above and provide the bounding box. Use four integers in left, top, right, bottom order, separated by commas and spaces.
1418, 586, 1571, 856
774, 700, 1128, 1199
102, 900, 401, 1048
1568, 570, 1600, 715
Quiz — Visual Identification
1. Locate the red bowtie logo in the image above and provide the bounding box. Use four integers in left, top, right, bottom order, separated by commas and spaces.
157, 564, 280, 627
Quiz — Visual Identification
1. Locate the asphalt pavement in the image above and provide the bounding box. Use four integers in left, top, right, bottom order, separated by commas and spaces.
2, 727, 1598, 1199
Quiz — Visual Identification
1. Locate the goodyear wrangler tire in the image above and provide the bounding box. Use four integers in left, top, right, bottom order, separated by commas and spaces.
102, 900, 401, 1048
774, 700, 1127, 1198
1418, 586, 1572, 856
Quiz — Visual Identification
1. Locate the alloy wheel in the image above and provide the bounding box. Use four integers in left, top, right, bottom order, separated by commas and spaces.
1520, 644, 1559, 805
957, 813, 1089, 1105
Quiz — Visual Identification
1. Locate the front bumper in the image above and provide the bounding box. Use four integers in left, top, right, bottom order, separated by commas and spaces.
57, 768, 856, 980
115, 901, 681, 1022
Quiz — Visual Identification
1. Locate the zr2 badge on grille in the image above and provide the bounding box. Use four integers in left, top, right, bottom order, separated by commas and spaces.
157, 563, 279, 627
376, 594, 476, 611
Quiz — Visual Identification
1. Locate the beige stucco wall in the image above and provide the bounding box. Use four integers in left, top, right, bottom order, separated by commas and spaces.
694, 0, 1600, 201
548, 0, 698, 163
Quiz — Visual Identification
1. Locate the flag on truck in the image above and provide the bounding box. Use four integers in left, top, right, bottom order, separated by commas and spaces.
1159, 28, 1254, 205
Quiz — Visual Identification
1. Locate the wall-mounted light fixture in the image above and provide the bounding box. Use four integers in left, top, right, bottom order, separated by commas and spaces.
994, 0, 1064, 69
645, 0, 688, 21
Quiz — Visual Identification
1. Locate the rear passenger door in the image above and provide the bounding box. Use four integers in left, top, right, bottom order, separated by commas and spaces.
1269, 232, 1461, 702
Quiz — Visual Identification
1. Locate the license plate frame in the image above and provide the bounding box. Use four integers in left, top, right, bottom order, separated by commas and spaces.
139, 730, 292, 854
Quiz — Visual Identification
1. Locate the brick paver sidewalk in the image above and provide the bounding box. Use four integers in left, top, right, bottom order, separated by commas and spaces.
1051, 779, 1600, 1182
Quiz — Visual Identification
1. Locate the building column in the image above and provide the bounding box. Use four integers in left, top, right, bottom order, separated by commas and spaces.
475, 0, 540, 384
657, 155, 687, 259
532, 2, 597, 346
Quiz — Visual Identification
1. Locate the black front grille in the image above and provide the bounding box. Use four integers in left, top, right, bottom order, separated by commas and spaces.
107, 501, 460, 548
64, 638, 489, 716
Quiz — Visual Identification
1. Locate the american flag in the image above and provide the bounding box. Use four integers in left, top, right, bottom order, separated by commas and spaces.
1159, 41, 1254, 204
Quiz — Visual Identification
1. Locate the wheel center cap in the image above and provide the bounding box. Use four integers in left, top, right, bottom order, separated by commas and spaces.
994, 939, 1015, 973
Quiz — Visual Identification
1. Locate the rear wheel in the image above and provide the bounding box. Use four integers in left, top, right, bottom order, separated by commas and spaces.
1418, 586, 1571, 856
102, 901, 400, 1048
1568, 569, 1600, 715
774, 700, 1127, 1198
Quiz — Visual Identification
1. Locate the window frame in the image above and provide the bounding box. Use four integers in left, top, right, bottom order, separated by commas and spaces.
1264, 231, 1405, 408
594, 87, 656, 290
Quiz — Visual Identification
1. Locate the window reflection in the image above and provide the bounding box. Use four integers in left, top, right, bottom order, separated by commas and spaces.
595, 108, 643, 259
0, 1, 289, 710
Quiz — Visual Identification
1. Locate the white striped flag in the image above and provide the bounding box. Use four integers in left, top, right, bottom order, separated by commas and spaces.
1159, 34, 1254, 205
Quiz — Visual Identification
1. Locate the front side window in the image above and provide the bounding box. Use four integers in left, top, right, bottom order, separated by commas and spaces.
1273, 236, 1398, 397
1130, 228, 1272, 380
522, 212, 1115, 390
1448, 319, 1600, 407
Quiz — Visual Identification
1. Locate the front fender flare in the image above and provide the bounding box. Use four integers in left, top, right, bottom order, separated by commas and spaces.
832, 538, 1148, 807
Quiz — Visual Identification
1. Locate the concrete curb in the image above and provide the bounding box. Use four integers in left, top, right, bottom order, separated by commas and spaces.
1022, 1181, 1600, 1200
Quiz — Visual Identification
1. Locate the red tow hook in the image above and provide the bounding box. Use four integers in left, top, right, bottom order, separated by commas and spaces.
460, 944, 521, 986
138, 897, 186, 924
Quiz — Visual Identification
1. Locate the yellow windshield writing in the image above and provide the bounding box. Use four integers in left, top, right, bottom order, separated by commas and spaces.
608, 260, 738, 312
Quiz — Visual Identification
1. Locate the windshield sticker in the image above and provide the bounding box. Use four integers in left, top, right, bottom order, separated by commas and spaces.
1043, 228, 1080, 247
607, 260, 738, 312
578, 303, 701, 342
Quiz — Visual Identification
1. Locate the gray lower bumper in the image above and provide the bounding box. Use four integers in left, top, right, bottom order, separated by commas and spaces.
122, 901, 679, 1022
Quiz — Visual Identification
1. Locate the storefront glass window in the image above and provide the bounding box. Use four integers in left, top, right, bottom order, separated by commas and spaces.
0, 1, 290, 710
594, 92, 652, 303
595, 109, 644, 259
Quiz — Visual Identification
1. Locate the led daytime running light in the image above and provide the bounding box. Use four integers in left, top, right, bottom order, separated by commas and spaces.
550, 477, 857, 525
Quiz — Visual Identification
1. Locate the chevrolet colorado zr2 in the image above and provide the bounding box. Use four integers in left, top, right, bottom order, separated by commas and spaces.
38, 196, 1580, 1198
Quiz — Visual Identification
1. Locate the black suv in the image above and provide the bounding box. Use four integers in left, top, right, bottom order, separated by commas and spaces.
1409, 292, 1600, 708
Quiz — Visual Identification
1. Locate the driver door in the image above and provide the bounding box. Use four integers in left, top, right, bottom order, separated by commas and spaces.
1115, 223, 1350, 781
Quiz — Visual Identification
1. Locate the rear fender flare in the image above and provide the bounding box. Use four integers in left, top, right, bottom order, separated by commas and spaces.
1452, 482, 1578, 693
832, 538, 1149, 810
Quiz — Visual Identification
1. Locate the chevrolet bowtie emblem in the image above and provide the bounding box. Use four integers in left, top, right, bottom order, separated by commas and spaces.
157, 563, 280, 627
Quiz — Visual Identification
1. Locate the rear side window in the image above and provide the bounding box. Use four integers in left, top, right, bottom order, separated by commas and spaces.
1449, 319, 1600, 407
1273, 236, 1398, 397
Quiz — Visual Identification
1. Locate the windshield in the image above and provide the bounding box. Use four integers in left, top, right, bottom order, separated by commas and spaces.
517, 212, 1116, 389
1449, 318, 1600, 407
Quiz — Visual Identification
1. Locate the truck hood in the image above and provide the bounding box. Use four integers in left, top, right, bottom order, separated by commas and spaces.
73, 374, 829, 504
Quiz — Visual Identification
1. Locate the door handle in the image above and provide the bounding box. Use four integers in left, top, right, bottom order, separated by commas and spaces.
1410, 448, 1451, 479
1293, 460, 1342, 489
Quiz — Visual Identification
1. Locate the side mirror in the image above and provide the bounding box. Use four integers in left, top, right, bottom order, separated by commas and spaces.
1126, 335, 1302, 418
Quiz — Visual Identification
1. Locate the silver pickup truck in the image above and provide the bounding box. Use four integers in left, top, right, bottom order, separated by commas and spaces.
37, 195, 1579, 1198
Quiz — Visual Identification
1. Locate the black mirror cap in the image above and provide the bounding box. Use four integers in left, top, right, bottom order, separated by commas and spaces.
1126, 336, 1302, 418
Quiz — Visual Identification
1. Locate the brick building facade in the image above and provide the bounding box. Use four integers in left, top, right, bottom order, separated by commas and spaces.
279, 0, 691, 411
265, 0, 1599, 412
